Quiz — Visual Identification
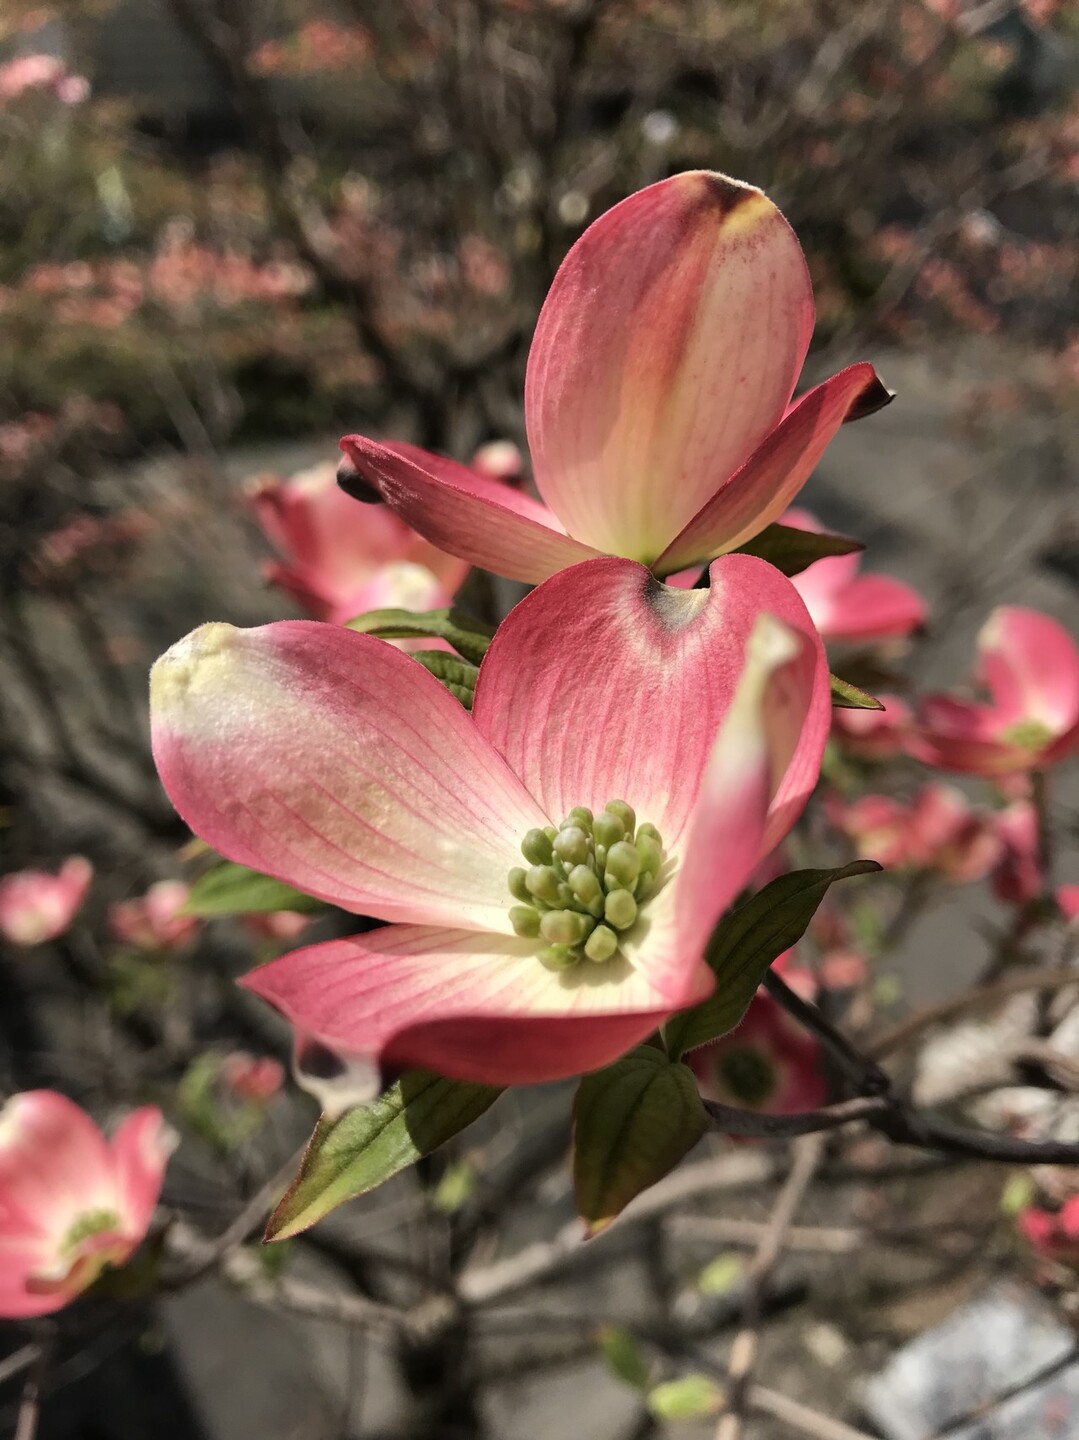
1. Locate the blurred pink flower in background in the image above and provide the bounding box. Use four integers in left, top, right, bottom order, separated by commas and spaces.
909, 607, 1079, 776
1018, 1196, 1079, 1266
250, 460, 469, 626
242, 911, 312, 942
782, 507, 926, 644
828, 783, 1000, 882
470, 440, 524, 484
0, 857, 93, 946
689, 988, 826, 1115
109, 880, 200, 953
990, 801, 1041, 906
0, 54, 89, 105
0, 1092, 174, 1317
831, 694, 913, 758
220, 1052, 285, 1104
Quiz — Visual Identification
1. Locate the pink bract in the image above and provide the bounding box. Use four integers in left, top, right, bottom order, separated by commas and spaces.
909, 607, 1079, 776
0, 1092, 174, 1317
339, 172, 889, 584
782, 507, 926, 644
0, 857, 93, 947
1018, 1195, 1079, 1266
150, 556, 830, 1095
250, 459, 469, 626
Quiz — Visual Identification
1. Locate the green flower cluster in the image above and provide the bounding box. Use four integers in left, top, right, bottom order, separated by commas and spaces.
507, 800, 664, 972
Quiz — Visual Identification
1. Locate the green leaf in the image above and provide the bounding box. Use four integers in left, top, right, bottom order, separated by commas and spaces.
735, 522, 863, 577
665, 861, 881, 1060
647, 1375, 724, 1421
697, 1252, 745, 1296
266, 1071, 501, 1240
345, 607, 495, 665
573, 1046, 707, 1233
597, 1325, 651, 1391
830, 672, 885, 710
410, 650, 479, 709
182, 860, 324, 918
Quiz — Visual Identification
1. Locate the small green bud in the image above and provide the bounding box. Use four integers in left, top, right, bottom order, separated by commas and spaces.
566, 806, 594, 831
606, 800, 636, 835
605, 889, 638, 931
635, 872, 655, 900
584, 924, 619, 963
593, 811, 625, 848
636, 822, 661, 843
595, 843, 607, 871
508, 867, 531, 903
637, 833, 663, 876
521, 828, 554, 864
540, 909, 588, 945
509, 905, 541, 938
553, 825, 591, 867
539, 943, 579, 972
604, 840, 641, 889
568, 864, 604, 915
543, 825, 558, 842
526, 864, 563, 906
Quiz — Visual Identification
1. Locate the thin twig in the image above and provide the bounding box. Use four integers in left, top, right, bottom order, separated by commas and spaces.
0, 1346, 40, 1389
750, 1383, 878, 1440
13, 1336, 51, 1440
868, 964, 1079, 1059
714, 1135, 825, 1440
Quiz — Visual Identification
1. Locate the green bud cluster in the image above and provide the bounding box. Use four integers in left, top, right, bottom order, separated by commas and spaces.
507, 800, 665, 972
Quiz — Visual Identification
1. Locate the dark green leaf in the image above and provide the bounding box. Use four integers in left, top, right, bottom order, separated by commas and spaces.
735, 522, 863, 577
665, 861, 881, 1060
182, 860, 324, 917
830, 673, 885, 710
573, 1046, 707, 1233
345, 607, 495, 665
266, 1071, 501, 1240
410, 650, 479, 709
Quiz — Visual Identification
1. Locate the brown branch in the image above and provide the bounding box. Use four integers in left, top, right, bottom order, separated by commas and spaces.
714, 1136, 825, 1440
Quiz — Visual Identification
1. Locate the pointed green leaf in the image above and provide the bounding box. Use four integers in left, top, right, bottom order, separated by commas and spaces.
410, 650, 479, 709
735, 521, 863, 577
665, 861, 881, 1060
597, 1325, 651, 1391
573, 1046, 707, 1233
266, 1071, 501, 1240
182, 859, 324, 917
647, 1375, 724, 1421
345, 607, 495, 665
830, 672, 885, 710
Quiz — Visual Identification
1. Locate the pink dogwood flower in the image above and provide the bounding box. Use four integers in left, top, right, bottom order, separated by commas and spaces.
831, 694, 913, 759
689, 991, 826, 1115
0, 857, 93, 947
150, 556, 830, 1094
782, 507, 926, 644
909, 607, 1079, 776
250, 461, 469, 626
338, 172, 889, 585
1018, 1196, 1079, 1266
0, 1092, 174, 1317
828, 783, 1000, 883
220, 1052, 285, 1104
108, 880, 200, 953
